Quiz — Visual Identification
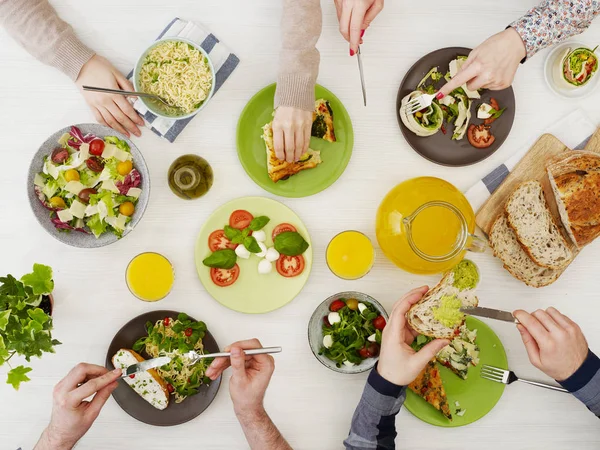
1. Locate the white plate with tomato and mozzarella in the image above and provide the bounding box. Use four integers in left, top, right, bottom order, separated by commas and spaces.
194, 197, 312, 314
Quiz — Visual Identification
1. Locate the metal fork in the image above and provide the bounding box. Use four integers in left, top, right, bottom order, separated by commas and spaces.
183, 347, 282, 366
403, 92, 439, 115
480, 365, 568, 393
82, 85, 175, 109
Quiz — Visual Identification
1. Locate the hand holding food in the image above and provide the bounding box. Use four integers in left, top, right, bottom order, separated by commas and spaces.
377, 287, 450, 387
514, 308, 589, 381
334, 0, 384, 54
75, 55, 144, 138
206, 339, 275, 418
35, 364, 121, 450
272, 107, 312, 163
439, 28, 526, 96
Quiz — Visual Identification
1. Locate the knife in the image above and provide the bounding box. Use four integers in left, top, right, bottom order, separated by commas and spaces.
460, 306, 519, 324
120, 356, 171, 379
356, 46, 367, 106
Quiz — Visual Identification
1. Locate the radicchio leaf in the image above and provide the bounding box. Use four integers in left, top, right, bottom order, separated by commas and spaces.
115, 169, 141, 195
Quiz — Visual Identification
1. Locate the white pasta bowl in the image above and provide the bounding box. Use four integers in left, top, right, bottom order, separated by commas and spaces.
133, 37, 216, 120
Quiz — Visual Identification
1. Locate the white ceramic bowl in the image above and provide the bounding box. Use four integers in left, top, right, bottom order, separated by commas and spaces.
133, 37, 215, 120
544, 41, 600, 99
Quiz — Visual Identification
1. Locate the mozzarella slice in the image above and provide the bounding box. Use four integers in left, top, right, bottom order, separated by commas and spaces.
358, 303, 367, 313
102, 143, 118, 159
235, 245, 251, 259
328, 312, 341, 325
258, 259, 272, 274
127, 187, 142, 199
69, 200, 87, 219
101, 179, 120, 194
323, 335, 333, 349
265, 248, 280, 262
343, 360, 355, 367
477, 103, 493, 119
256, 242, 268, 258
367, 334, 377, 343
253, 230, 266, 242
64, 181, 85, 195
56, 209, 73, 223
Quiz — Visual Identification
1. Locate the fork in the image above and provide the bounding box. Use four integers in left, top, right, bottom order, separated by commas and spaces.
183, 346, 282, 366
403, 91, 443, 115
480, 365, 568, 393
82, 85, 178, 110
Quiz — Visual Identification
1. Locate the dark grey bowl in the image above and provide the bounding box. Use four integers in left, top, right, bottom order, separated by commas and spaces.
27, 123, 150, 248
308, 291, 389, 374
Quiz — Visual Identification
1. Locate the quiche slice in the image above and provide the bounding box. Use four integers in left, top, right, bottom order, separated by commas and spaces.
312, 99, 336, 142
261, 122, 322, 183
408, 359, 452, 420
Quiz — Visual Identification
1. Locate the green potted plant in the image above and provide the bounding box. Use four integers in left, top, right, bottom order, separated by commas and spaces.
0, 263, 61, 389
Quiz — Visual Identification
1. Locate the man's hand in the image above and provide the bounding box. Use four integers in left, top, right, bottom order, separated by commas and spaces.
76, 55, 144, 138
334, 0, 384, 54
377, 286, 450, 386
439, 28, 527, 97
272, 107, 312, 163
35, 363, 121, 450
514, 308, 589, 381
206, 338, 275, 418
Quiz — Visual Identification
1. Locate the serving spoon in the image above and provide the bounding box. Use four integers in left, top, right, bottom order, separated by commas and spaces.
82, 85, 183, 112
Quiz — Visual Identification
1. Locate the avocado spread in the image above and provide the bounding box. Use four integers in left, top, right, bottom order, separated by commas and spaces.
433, 295, 464, 327
452, 260, 479, 290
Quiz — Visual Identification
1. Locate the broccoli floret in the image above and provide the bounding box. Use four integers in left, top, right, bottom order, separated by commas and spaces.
311, 115, 327, 139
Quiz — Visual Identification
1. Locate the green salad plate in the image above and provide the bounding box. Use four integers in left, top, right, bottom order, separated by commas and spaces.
195, 196, 312, 314
404, 316, 507, 427
236, 83, 354, 198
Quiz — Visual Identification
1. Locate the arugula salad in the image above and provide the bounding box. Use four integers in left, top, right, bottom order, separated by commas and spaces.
133, 313, 211, 403
319, 297, 386, 368
34, 126, 143, 238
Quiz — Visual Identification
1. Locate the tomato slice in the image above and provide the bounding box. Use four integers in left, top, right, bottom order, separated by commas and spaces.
276, 254, 305, 278
208, 229, 236, 251
229, 210, 254, 230
272, 223, 297, 240
484, 98, 501, 125
210, 265, 240, 287
467, 124, 496, 149
89, 139, 105, 156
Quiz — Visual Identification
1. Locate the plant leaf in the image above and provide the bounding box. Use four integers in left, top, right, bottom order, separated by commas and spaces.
244, 236, 261, 253
20, 264, 54, 295
202, 249, 237, 269
27, 308, 49, 325
7, 365, 32, 390
224, 226, 243, 244
274, 231, 309, 256
0, 310, 10, 331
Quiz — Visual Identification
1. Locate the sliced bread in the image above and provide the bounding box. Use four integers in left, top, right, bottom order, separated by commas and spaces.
547, 151, 600, 247
489, 214, 561, 288
504, 180, 573, 270
112, 349, 170, 410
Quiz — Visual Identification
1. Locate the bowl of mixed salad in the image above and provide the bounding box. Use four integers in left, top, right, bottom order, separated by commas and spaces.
27, 124, 150, 248
308, 292, 388, 374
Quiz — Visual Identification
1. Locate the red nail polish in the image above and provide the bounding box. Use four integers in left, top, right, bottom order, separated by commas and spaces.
360, 29, 365, 38
350, 49, 355, 56
435, 92, 445, 100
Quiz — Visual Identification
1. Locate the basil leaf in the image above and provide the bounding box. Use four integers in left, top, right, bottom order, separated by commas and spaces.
487, 107, 506, 119
224, 226, 243, 244
202, 249, 237, 269
244, 236, 261, 253
249, 216, 270, 231
242, 228, 250, 238
274, 231, 309, 256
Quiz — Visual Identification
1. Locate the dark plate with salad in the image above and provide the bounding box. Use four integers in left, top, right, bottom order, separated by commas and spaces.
27, 123, 150, 248
308, 292, 388, 374
105, 310, 221, 426
397, 47, 516, 167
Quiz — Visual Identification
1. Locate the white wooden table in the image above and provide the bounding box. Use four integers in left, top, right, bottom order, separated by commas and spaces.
2, 1, 600, 449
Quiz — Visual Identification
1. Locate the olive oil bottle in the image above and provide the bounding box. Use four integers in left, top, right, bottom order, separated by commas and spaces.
168, 154, 213, 200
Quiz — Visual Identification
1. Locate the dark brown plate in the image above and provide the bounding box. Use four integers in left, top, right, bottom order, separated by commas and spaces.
396, 47, 516, 167
105, 310, 221, 426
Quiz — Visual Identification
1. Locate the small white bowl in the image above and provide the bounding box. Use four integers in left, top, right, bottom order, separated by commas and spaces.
133, 37, 215, 120
544, 42, 600, 99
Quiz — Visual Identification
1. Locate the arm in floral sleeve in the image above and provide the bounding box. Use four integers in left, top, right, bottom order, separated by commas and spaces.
511, 0, 600, 60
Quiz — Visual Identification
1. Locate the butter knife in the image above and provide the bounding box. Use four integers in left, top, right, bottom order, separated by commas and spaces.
357, 47, 367, 106
120, 356, 171, 379
460, 306, 519, 324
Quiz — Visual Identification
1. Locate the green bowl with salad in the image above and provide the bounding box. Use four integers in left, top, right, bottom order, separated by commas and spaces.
308, 292, 388, 374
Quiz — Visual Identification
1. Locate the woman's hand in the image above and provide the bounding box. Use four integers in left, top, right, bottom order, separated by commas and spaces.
272, 107, 312, 163
75, 55, 144, 138
334, 0, 384, 55
439, 28, 527, 96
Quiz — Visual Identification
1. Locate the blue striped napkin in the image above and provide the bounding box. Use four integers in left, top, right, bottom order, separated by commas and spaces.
465, 109, 597, 212
127, 18, 240, 143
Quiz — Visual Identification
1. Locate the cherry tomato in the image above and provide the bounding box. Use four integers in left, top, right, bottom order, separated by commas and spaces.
51, 147, 69, 164
210, 265, 240, 287
208, 229, 237, 251
185, 328, 193, 337
272, 223, 297, 240
323, 316, 331, 327
78, 188, 97, 204
346, 298, 359, 311
167, 383, 174, 393
86, 156, 104, 173
129, 374, 135, 379
89, 139, 105, 156
49, 197, 66, 209
483, 98, 501, 125
367, 343, 380, 357
119, 201, 135, 216
64, 169, 80, 182
276, 254, 305, 278
117, 160, 133, 176
467, 124, 495, 149
373, 315, 387, 331
229, 210, 254, 230
163, 317, 170, 326
329, 299, 346, 312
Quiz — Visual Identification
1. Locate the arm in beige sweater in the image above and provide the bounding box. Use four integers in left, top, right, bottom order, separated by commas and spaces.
274, 0, 322, 112
0, 0, 94, 81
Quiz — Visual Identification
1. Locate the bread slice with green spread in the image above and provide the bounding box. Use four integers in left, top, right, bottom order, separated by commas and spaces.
406, 260, 479, 339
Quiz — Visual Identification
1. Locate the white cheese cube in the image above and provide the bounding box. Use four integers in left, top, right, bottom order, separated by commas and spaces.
56, 209, 73, 223
127, 187, 142, 199
69, 200, 87, 219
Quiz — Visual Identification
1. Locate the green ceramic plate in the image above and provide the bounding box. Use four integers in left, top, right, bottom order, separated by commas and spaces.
195, 197, 312, 314
404, 317, 507, 427
236, 83, 354, 198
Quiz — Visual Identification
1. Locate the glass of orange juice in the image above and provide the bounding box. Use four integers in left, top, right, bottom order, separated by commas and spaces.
326, 231, 375, 280
126, 252, 175, 302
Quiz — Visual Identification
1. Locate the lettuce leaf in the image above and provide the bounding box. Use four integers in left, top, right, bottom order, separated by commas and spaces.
86, 214, 107, 238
